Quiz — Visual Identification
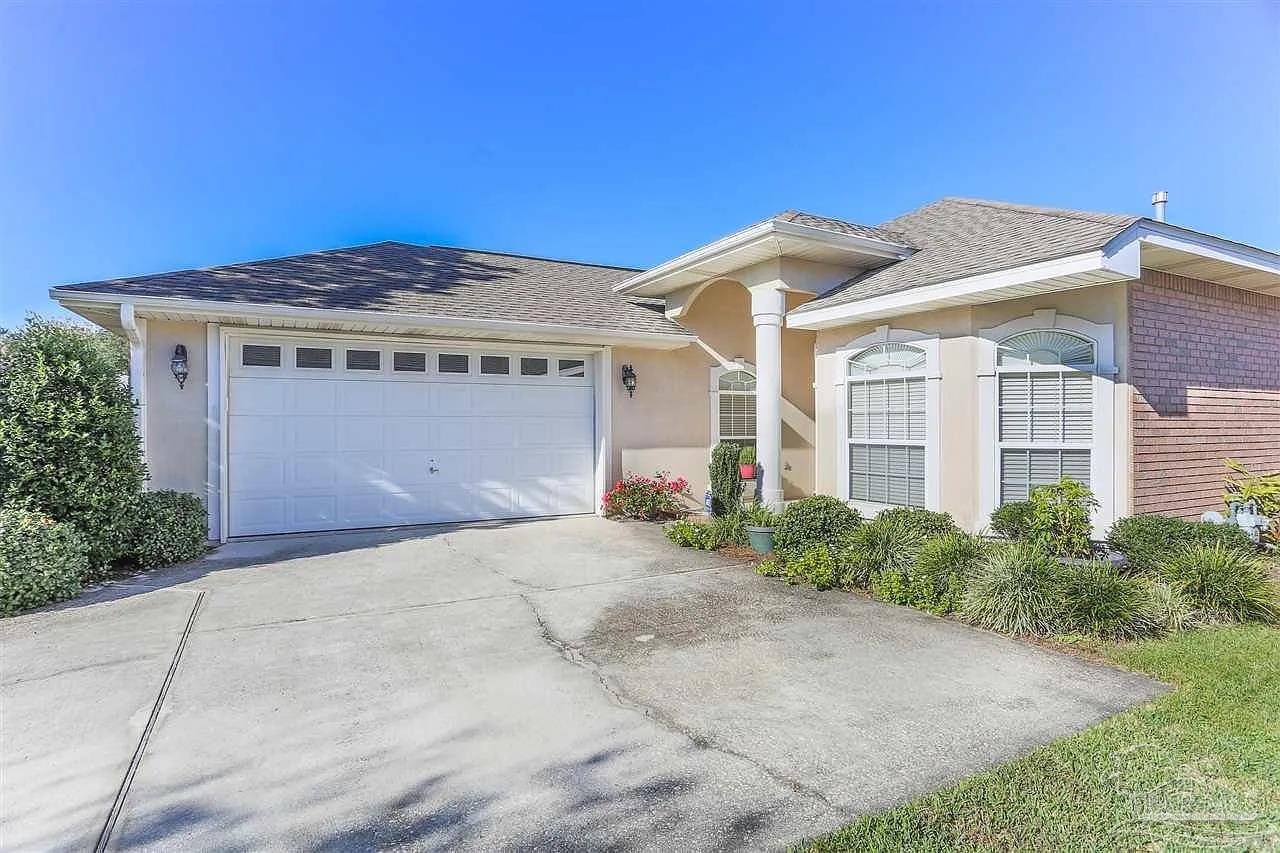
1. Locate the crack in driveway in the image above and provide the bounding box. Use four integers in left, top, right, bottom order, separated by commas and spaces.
516, 592, 839, 815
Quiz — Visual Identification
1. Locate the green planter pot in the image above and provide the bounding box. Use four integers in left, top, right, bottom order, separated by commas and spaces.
745, 526, 775, 555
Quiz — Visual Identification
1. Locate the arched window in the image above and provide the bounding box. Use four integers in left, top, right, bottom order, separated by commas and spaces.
714, 368, 756, 447
846, 343, 927, 508
996, 330, 1095, 503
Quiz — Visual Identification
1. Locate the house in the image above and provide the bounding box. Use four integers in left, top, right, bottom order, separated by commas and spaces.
51, 197, 1280, 541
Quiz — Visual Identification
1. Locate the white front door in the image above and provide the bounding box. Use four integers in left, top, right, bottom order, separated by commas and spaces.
226, 336, 596, 536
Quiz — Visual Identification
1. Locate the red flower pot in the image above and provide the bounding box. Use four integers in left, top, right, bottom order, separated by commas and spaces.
739, 463, 757, 479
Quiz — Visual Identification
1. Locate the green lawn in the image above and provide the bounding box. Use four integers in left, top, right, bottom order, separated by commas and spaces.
802, 626, 1280, 852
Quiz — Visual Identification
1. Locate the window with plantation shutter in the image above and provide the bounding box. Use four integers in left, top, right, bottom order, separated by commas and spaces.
715, 369, 756, 446
845, 344, 928, 508
996, 330, 1095, 505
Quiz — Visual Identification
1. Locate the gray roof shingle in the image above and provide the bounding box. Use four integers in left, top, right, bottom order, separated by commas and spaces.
775, 210, 916, 247
54, 242, 692, 337
792, 198, 1140, 314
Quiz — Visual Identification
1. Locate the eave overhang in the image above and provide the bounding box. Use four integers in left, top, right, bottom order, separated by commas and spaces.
50, 290, 697, 350
613, 218, 914, 298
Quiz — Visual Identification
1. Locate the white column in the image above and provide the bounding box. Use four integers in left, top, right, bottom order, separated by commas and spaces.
751, 284, 785, 509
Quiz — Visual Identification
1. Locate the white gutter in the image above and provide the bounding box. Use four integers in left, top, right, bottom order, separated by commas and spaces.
52, 290, 697, 350
612, 218, 914, 295
119, 303, 147, 455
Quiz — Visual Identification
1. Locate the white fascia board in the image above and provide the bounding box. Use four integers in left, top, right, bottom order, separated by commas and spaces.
612, 219, 912, 296
50, 290, 696, 349
785, 248, 1137, 330
1112, 219, 1280, 277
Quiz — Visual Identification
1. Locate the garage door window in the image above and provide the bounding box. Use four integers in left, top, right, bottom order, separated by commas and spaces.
558, 359, 585, 378
295, 347, 332, 369
346, 350, 381, 371
438, 353, 470, 374
393, 352, 426, 372
520, 357, 548, 376
481, 355, 510, 375
242, 344, 281, 367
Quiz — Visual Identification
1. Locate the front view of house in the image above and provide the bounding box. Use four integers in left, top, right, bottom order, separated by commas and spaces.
52, 197, 1280, 541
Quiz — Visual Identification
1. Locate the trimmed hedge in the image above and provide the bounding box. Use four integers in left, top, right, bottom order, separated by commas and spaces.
1, 507, 87, 616
132, 490, 209, 568
990, 501, 1034, 540
1107, 514, 1255, 574
875, 507, 958, 538
0, 319, 145, 572
772, 495, 861, 560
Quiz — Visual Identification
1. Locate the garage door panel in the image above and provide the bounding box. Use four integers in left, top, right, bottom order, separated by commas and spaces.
227, 339, 595, 536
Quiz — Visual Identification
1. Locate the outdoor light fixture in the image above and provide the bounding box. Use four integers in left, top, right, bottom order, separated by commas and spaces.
170, 344, 189, 389
620, 363, 637, 397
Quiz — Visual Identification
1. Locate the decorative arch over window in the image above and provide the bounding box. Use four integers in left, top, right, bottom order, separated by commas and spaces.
997, 330, 1095, 369
847, 343, 927, 374
711, 365, 756, 447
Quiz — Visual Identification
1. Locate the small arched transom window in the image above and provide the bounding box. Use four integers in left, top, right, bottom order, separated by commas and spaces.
715, 369, 756, 446
847, 342, 927, 374
997, 330, 1095, 369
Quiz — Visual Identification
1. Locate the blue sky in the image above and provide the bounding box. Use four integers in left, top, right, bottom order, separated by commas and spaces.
2, 0, 1277, 327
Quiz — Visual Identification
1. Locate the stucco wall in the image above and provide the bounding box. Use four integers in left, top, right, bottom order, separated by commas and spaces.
1129, 269, 1280, 518
610, 280, 817, 500
143, 320, 210, 498
814, 283, 1130, 531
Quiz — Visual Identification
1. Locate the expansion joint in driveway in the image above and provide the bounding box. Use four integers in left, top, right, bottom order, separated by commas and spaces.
94, 590, 206, 853
516, 593, 838, 815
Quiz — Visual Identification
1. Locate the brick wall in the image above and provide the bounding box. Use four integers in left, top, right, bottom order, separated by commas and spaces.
1129, 269, 1280, 518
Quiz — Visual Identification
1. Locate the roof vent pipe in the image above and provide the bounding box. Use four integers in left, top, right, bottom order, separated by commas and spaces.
1151, 190, 1168, 222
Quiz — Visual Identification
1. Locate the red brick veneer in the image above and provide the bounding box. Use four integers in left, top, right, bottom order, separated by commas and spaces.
1129, 269, 1280, 518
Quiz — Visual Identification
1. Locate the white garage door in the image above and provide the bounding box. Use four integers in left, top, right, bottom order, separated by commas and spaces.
226, 336, 596, 536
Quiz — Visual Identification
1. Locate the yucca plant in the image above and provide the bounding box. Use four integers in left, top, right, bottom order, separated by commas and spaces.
1060, 560, 1160, 639
961, 542, 1065, 636
1158, 543, 1278, 624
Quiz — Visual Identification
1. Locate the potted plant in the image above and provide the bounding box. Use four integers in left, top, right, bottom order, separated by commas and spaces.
742, 502, 778, 554
738, 445, 757, 480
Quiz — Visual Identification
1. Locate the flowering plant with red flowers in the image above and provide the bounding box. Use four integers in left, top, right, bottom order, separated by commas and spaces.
602, 471, 690, 520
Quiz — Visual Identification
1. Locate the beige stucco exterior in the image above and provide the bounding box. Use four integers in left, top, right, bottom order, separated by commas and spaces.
611, 280, 816, 500
143, 320, 210, 497
813, 282, 1131, 531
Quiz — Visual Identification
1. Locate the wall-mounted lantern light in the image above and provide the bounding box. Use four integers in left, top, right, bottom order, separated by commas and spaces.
620, 363, 637, 397
170, 345, 189, 389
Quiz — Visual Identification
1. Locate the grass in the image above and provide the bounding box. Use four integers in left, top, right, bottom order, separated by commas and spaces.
800, 625, 1280, 852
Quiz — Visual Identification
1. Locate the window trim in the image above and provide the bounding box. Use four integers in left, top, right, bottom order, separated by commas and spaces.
978, 309, 1116, 536
833, 326, 941, 515
709, 362, 758, 448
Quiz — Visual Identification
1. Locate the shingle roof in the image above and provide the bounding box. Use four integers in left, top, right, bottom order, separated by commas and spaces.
775, 210, 916, 247
792, 197, 1140, 314
54, 242, 692, 337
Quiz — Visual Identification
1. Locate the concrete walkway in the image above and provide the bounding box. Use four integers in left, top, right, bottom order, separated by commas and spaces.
1, 517, 1165, 851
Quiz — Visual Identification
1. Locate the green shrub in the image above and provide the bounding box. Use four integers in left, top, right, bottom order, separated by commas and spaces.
1107, 514, 1255, 574
1144, 578, 1196, 634
1158, 544, 1278, 624
755, 557, 785, 578
665, 519, 716, 550
0, 318, 146, 571
990, 501, 1035, 540
709, 442, 742, 517
784, 546, 838, 590
1060, 561, 1160, 639
772, 495, 861, 560
875, 507, 958, 538
871, 566, 966, 615
961, 542, 1065, 636
131, 491, 208, 568
1028, 477, 1097, 558
909, 532, 988, 615
837, 515, 924, 589
0, 507, 87, 616
710, 511, 748, 548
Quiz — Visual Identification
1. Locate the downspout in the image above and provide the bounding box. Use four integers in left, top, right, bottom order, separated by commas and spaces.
120, 303, 147, 458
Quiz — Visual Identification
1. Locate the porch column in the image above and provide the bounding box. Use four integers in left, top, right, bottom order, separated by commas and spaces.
751, 283, 785, 509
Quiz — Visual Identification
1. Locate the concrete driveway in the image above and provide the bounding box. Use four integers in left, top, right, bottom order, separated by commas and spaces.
2, 516, 1164, 851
